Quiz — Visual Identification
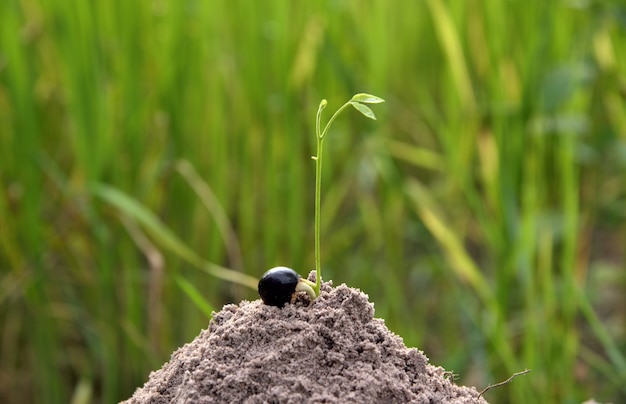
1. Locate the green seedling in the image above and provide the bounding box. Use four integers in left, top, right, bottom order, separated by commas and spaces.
259, 93, 385, 306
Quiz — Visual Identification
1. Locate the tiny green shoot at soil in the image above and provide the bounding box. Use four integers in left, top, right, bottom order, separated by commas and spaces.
258, 93, 385, 306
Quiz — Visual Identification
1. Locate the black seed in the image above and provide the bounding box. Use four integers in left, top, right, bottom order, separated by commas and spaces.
258, 267, 300, 307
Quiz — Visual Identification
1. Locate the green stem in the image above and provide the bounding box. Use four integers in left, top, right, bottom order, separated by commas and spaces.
313, 101, 325, 295
314, 137, 323, 295
321, 102, 352, 140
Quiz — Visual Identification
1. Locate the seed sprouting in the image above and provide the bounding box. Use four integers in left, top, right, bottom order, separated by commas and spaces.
258, 267, 316, 307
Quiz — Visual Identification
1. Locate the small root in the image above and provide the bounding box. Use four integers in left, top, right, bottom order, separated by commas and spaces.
443, 371, 458, 381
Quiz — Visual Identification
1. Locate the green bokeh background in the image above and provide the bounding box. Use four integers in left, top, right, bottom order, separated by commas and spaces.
1, 1, 626, 403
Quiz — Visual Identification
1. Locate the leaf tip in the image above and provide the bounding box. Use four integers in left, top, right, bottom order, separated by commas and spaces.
351, 93, 385, 104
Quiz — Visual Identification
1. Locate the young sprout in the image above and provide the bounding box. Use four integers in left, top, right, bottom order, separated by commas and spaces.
258, 93, 385, 307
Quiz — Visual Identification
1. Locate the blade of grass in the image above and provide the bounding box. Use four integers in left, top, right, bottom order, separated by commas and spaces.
89, 183, 257, 290
172, 274, 215, 318
175, 159, 244, 272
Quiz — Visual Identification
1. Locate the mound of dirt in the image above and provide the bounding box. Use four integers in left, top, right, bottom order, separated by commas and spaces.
122, 275, 488, 403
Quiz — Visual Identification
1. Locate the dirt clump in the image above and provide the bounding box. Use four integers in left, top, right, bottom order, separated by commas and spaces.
122, 276, 488, 403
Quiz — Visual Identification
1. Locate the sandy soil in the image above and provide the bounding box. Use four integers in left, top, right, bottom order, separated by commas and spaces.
122, 275, 488, 403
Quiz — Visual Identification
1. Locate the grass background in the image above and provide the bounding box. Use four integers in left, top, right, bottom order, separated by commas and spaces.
1, 0, 626, 402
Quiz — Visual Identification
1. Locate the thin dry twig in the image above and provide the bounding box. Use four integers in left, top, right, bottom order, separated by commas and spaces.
478, 368, 531, 400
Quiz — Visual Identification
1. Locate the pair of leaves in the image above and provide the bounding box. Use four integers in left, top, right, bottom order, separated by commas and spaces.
350, 93, 385, 120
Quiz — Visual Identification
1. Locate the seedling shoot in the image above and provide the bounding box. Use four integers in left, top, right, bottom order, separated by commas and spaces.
259, 93, 385, 307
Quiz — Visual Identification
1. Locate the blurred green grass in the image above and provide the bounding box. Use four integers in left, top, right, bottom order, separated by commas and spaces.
1, 0, 626, 402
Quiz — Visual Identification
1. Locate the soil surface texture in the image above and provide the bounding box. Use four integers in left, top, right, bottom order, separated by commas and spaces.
122, 275, 488, 403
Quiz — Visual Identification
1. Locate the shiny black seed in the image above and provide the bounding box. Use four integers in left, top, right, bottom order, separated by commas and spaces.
258, 266, 300, 307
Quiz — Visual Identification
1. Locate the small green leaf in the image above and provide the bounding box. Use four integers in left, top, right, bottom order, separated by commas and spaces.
350, 101, 377, 120
351, 93, 385, 104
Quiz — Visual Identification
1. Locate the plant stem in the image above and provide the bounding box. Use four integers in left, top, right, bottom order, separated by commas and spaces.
313, 100, 326, 296
314, 142, 322, 295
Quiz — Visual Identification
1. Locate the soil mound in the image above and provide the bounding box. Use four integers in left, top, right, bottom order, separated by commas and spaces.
122, 276, 487, 403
